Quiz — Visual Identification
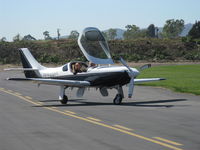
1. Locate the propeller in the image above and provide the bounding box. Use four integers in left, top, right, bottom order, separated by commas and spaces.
119, 57, 135, 98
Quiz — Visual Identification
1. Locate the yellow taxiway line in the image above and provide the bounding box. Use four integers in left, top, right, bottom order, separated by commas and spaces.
86, 117, 102, 122
153, 137, 183, 146
65, 110, 76, 114
113, 124, 133, 131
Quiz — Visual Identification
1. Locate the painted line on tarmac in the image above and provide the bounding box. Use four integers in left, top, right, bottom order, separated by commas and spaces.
86, 117, 102, 122
0, 88, 183, 150
65, 110, 76, 114
153, 137, 183, 146
37, 102, 44, 105
0, 89, 41, 106
25, 96, 32, 99
14, 92, 22, 96
113, 124, 133, 131
7, 90, 13, 92
50, 107, 57, 109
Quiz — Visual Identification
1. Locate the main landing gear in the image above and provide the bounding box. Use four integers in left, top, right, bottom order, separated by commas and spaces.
113, 94, 123, 105
113, 86, 124, 105
60, 95, 68, 104
58, 85, 125, 105
59, 86, 68, 104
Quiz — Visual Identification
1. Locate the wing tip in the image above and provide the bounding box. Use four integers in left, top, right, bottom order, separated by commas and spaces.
160, 78, 166, 81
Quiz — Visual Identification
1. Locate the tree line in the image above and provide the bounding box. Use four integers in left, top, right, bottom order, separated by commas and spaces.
1, 19, 200, 42
0, 19, 200, 64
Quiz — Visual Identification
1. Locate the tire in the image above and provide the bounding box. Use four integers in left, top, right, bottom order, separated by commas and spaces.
60, 95, 68, 104
113, 94, 122, 105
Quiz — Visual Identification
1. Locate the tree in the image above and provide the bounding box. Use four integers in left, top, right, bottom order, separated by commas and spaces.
22, 34, 36, 41
107, 28, 117, 40
188, 21, 200, 39
0, 37, 6, 42
125, 24, 139, 32
147, 24, 156, 38
123, 25, 147, 39
13, 34, 22, 42
68, 30, 79, 39
162, 19, 185, 38
43, 31, 52, 40
123, 24, 140, 39
136, 29, 147, 38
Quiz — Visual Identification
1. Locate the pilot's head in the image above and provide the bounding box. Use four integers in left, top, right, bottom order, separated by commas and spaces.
89, 61, 96, 67
75, 63, 81, 70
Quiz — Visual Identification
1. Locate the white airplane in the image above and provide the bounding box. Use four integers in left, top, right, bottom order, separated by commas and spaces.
5, 27, 165, 105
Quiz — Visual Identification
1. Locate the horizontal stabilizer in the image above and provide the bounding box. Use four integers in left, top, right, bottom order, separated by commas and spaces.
4, 68, 38, 71
139, 64, 151, 71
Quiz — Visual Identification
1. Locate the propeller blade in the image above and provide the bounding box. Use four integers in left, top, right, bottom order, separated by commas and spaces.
119, 57, 135, 98
139, 64, 151, 71
128, 77, 134, 98
119, 57, 134, 75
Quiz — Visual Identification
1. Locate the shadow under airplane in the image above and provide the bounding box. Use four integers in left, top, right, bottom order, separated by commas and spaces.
34, 98, 188, 108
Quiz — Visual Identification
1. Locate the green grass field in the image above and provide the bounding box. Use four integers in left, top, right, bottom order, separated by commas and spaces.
136, 64, 200, 95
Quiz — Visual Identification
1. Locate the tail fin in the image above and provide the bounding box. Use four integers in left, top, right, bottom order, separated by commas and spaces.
19, 48, 46, 78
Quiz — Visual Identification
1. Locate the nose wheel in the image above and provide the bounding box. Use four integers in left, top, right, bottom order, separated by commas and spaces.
113, 94, 123, 105
60, 95, 68, 104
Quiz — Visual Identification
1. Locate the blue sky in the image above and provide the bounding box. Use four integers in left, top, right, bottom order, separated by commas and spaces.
0, 0, 200, 41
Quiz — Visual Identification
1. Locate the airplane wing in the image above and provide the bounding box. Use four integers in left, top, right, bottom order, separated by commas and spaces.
4, 68, 38, 71
134, 78, 166, 83
7, 78, 90, 87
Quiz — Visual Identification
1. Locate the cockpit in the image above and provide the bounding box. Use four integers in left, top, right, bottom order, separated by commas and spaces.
63, 27, 114, 75
78, 27, 114, 64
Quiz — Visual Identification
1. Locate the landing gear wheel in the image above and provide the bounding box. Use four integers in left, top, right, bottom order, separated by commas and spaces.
113, 94, 123, 105
60, 95, 68, 104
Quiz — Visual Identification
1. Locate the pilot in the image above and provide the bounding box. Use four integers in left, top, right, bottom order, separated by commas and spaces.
87, 61, 97, 71
72, 62, 87, 75
88, 61, 96, 67
72, 63, 81, 75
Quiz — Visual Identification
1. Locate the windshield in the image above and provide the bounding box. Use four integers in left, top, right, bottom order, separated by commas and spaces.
78, 27, 114, 64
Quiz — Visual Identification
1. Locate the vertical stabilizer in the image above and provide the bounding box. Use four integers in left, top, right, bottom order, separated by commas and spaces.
19, 48, 46, 78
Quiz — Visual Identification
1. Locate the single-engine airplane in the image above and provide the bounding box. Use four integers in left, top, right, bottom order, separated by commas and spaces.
5, 27, 165, 105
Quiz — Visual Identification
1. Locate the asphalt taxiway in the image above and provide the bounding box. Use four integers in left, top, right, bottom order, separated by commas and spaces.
1, 71, 200, 150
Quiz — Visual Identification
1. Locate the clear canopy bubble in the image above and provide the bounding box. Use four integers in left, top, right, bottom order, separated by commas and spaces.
78, 27, 114, 64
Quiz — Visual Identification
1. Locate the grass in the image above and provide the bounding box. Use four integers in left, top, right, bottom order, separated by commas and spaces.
136, 64, 200, 95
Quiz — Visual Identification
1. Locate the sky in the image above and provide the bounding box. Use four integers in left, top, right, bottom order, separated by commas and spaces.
0, 0, 200, 41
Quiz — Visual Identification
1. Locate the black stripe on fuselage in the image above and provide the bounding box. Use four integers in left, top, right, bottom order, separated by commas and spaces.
52, 71, 130, 87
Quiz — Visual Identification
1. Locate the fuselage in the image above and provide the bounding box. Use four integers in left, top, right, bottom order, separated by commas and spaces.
39, 63, 140, 87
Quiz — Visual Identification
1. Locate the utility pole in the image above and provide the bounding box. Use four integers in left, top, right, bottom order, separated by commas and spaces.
57, 28, 61, 40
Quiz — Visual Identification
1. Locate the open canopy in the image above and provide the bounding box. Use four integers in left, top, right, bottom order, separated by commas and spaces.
78, 27, 114, 64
